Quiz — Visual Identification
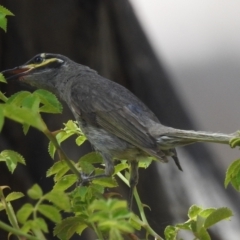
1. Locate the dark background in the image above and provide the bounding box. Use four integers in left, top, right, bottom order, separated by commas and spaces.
0, 1, 239, 239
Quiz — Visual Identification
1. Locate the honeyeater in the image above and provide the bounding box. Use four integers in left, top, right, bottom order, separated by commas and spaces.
1, 53, 234, 209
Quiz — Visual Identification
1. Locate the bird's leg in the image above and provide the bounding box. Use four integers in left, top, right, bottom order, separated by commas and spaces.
79, 153, 114, 185
128, 160, 139, 211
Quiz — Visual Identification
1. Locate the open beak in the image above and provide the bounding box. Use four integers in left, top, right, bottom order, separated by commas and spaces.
1, 65, 33, 81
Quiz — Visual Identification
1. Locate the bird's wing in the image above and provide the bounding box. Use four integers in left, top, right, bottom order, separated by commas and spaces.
70, 74, 159, 151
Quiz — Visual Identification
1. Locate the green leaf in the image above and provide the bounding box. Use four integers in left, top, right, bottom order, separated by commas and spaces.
204, 207, 232, 228
114, 162, 128, 175
79, 152, 103, 165
0, 13, 7, 32
1, 104, 47, 131
38, 204, 61, 223
0, 202, 4, 211
22, 94, 40, 112
0, 5, 14, 16
45, 190, 70, 211
92, 177, 118, 188
0, 108, 4, 131
137, 156, 153, 168
46, 160, 69, 177
196, 215, 205, 232
199, 208, 216, 218
63, 120, 81, 134
76, 135, 86, 146
0, 150, 25, 173
80, 160, 95, 174
129, 214, 142, 231
22, 123, 30, 135
35, 217, 48, 233
230, 173, 240, 191
224, 159, 240, 188
229, 135, 240, 148
48, 131, 75, 158
46, 160, 70, 182
0, 91, 8, 102
0, 73, 7, 83
48, 141, 56, 159
54, 216, 88, 239
17, 203, 34, 224
6, 192, 24, 202
53, 174, 77, 191
27, 184, 43, 199
164, 226, 178, 240
188, 205, 203, 219
6, 91, 31, 105
176, 220, 193, 231
196, 227, 211, 240
33, 89, 62, 113
56, 131, 75, 143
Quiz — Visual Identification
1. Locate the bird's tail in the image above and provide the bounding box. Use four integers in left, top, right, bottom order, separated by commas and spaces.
150, 125, 236, 149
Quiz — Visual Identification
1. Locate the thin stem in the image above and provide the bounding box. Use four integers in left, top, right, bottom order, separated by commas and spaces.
91, 222, 105, 240
30, 198, 47, 240
117, 172, 163, 240
0, 190, 21, 240
0, 220, 40, 240
44, 129, 82, 180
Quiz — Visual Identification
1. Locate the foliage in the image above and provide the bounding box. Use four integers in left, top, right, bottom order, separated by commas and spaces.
0, 5, 14, 32
224, 137, 240, 191
164, 205, 232, 240
0, 81, 236, 240
0, 8, 238, 239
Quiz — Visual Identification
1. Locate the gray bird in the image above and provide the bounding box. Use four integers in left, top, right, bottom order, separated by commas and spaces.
1, 53, 235, 209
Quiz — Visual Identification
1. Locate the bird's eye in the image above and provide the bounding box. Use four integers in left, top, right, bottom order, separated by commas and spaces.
33, 56, 44, 64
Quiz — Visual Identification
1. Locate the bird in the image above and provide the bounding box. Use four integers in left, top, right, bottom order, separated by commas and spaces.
1, 53, 235, 209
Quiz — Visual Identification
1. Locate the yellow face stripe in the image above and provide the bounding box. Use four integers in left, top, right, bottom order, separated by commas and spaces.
25, 58, 60, 69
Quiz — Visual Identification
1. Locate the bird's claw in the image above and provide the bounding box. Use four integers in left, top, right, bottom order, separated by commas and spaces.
77, 170, 95, 186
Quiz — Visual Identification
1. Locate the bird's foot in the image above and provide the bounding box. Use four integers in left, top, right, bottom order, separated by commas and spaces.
77, 170, 95, 186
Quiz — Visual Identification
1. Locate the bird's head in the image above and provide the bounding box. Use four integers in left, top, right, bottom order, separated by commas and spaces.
1, 53, 75, 94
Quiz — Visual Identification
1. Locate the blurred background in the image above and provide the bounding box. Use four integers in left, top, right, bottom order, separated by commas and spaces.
0, 0, 240, 239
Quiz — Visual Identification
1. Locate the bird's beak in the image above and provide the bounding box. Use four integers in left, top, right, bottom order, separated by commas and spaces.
1, 65, 33, 81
